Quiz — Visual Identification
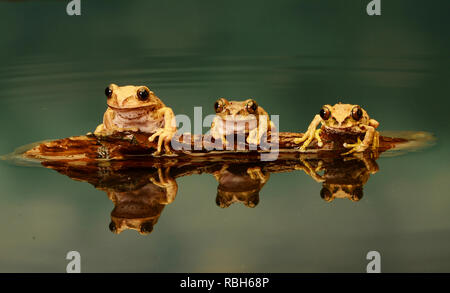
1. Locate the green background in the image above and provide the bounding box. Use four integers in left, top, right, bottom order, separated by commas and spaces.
0, 0, 449, 272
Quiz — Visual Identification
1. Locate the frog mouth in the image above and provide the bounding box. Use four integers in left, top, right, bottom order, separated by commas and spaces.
107, 103, 160, 111
108, 105, 156, 112
216, 117, 258, 135
323, 125, 361, 133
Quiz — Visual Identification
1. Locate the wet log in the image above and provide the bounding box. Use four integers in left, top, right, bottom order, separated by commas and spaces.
20, 129, 408, 163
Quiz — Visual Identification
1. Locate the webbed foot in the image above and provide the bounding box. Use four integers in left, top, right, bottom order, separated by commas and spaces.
149, 129, 176, 155
247, 167, 265, 181
246, 136, 260, 146
149, 167, 178, 204
294, 129, 323, 152
342, 137, 369, 155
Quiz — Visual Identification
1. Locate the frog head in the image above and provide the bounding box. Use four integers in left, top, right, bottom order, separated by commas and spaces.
319, 103, 372, 130
214, 98, 261, 120
104, 83, 164, 110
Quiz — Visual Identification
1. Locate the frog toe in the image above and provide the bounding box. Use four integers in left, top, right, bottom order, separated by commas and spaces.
246, 137, 259, 146
149, 131, 162, 143
298, 145, 308, 152
342, 138, 369, 155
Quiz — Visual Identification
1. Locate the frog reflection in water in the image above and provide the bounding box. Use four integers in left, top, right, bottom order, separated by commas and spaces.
210, 98, 275, 147
213, 165, 270, 208
94, 84, 177, 155
108, 168, 177, 235
295, 103, 380, 155
298, 153, 379, 202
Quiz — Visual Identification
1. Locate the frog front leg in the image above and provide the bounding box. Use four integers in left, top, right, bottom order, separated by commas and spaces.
94, 108, 116, 136
294, 114, 324, 152
246, 166, 270, 184
149, 167, 178, 205
295, 157, 325, 183
149, 107, 177, 155
247, 115, 269, 146
210, 117, 228, 148
213, 165, 228, 181
342, 125, 378, 155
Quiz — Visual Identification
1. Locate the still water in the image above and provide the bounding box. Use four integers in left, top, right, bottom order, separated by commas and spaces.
0, 0, 449, 272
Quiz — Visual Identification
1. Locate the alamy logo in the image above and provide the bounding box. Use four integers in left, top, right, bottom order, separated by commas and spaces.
366, 251, 381, 273
67, 0, 81, 16
366, 0, 381, 16
66, 251, 81, 273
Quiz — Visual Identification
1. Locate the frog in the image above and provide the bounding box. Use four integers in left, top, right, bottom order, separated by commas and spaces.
297, 153, 379, 202
108, 167, 178, 235
294, 103, 380, 155
213, 164, 269, 208
210, 98, 275, 146
94, 83, 177, 155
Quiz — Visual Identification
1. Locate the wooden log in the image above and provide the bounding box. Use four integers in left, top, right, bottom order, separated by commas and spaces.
22, 129, 408, 162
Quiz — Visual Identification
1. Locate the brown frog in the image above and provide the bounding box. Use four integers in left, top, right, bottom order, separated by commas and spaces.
108, 167, 178, 235
210, 98, 275, 146
294, 103, 380, 155
297, 154, 378, 202
94, 84, 177, 155
213, 165, 270, 208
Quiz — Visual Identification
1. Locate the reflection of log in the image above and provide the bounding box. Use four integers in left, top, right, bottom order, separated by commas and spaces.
22, 130, 407, 163
8, 130, 430, 236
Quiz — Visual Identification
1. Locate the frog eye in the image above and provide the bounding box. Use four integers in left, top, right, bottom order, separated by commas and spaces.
214, 98, 226, 113
320, 187, 333, 202
351, 106, 363, 121
105, 86, 113, 99
351, 187, 364, 201
108, 221, 117, 233
319, 107, 331, 120
140, 221, 154, 234
137, 87, 150, 101
246, 100, 258, 114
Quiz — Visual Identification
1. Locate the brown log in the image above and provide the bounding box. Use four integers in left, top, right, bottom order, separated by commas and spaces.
22, 129, 407, 163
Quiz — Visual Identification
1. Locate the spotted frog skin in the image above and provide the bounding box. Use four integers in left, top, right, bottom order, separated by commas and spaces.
94, 84, 177, 154
294, 103, 379, 155
210, 98, 275, 146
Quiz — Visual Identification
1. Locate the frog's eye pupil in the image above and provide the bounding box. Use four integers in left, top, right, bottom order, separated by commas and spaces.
137, 88, 150, 101
352, 107, 363, 121
319, 108, 330, 120
105, 87, 113, 99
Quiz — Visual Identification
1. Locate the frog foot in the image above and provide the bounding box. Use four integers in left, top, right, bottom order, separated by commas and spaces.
149, 167, 177, 204
294, 129, 323, 152
246, 135, 260, 146
342, 137, 369, 155
149, 129, 176, 155
247, 167, 265, 181
150, 167, 172, 188
117, 127, 139, 133
220, 136, 230, 150
94, 129, 115, 137
295, 157, 325, 183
